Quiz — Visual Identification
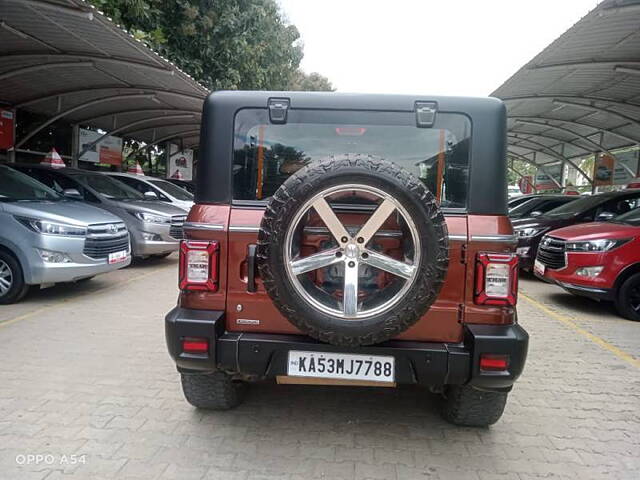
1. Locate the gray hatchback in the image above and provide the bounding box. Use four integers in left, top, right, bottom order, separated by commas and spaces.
0, 165, 131, 304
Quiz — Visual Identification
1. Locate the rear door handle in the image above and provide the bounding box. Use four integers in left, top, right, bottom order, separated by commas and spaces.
247, 244, 257, 293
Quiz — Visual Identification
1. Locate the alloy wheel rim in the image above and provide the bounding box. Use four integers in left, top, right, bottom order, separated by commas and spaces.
0, 260, 13, 296
284, 184, 421, 320
629, 284, 640, 312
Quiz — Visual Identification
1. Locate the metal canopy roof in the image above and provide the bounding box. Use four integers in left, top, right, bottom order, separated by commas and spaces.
492, 0, 640, 185
0, 0, 209, 153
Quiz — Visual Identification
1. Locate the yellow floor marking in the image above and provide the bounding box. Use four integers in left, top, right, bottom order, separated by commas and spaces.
0, 265, 172, 329
520, 292, 640, 369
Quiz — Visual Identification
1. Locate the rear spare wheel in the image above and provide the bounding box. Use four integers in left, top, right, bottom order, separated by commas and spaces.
257, 155, 449, 346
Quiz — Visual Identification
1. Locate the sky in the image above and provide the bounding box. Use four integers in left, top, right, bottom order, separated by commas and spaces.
277, 0, 600, 96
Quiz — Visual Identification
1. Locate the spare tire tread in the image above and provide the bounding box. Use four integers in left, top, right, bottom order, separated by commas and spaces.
258, 154, 449, 347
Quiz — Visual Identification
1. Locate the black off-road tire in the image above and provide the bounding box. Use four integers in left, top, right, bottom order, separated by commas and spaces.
441, 385, 508, 427
257, 154, 449, 347
615, 273, 640, 321
0, 250, 29, 305
180, 372, 244, 410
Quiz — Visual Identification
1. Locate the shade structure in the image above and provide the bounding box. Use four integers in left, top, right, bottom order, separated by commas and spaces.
492, 0, 640, 187
0, 0, 208, 156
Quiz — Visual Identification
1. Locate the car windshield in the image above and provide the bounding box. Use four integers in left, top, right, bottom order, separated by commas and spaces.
543, 194, 611, 218
612, 207, 640, 226
509, 198, 539, 215
150, 180, 193, 201
73, 173, 144, 200
0, 166, 61, 202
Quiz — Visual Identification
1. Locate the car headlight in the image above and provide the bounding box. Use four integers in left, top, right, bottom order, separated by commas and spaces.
565, 239, 630, 252
130, 211, 171, 224
16, 217, 86, 236
515, 227, 544, 238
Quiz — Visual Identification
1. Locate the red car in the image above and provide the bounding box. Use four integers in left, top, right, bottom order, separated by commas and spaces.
534, 207, 640, 321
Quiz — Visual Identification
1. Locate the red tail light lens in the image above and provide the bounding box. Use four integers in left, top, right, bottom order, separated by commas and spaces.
474, 253, 518, 306
179, 240, 219, 291
480, 354, 509, 371
182, 337, 209, 354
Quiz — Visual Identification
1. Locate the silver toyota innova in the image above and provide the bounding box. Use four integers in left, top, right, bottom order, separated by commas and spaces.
13, 165, 186, 258
0, 165, 131, 304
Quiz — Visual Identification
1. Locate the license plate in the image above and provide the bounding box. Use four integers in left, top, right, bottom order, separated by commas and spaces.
534, 259, 545, 276
108, 250, 128, 265
287, 350, 395, 383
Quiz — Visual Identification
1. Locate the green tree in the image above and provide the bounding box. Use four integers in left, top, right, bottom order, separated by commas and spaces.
507, 158, 536, 186
288, 71, 335, 91
89, 0, 307, 91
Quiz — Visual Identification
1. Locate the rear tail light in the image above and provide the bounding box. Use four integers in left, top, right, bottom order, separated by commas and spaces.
179, 240, 219, 291
474, 253, 518, 306
182, 337, 209, 354
480, 354, 509, 371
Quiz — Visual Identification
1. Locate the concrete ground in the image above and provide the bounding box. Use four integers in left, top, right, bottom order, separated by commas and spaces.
0, 257, 638, 480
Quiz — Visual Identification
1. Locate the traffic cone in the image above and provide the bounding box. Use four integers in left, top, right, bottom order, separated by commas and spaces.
127, 162, 144, 175
41, 148, 65, 168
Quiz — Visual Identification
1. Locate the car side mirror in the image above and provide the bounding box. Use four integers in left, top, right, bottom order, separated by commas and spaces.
143, 191, 158, 199
596, 211, 615, 222
62, 188, 82, 200
530, 210, 543, 218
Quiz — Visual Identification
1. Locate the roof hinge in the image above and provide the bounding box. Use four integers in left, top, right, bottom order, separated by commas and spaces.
268, 98, 290, 124
415, 101, 438, 128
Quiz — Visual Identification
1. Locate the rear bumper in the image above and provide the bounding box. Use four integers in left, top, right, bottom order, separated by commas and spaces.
165, 308, 529, 392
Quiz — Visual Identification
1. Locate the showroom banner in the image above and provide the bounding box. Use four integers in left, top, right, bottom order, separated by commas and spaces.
594, 154, 614, 186
535, 163, 563, 190
0, 109, 15, 150
78, 128, 123, 166
168, 144, 193, 180
611, 149, 639, 186
518, 175, 535, 194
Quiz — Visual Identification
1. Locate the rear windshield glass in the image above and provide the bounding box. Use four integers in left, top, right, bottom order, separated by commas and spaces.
233, 109, 471, 209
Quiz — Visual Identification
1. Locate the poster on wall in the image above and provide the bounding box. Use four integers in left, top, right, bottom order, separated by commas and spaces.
78, 128, 123, 166
535, 163, 563, 190
518, 175, 535, 194
594, 154, 614, 186
0, 109, 15, 150
612, 149, 639, 186
168, 144, 193, 181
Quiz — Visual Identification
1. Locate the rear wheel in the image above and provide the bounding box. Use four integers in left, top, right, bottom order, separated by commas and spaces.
615, 273, 640, 321
441, 385, 508, 427
0, 251, 29, 305
180, 372, 244, 410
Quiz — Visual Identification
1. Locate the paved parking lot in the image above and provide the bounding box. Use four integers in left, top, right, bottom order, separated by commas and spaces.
0, 257, 638, 480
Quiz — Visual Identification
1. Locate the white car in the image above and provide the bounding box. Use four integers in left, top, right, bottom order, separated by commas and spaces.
508, 185, 523, 198
106, 173, 194, 213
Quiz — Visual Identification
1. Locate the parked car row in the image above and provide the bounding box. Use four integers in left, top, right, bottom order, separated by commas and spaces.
511, 190, 640, 321
0, 164, 194, 304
